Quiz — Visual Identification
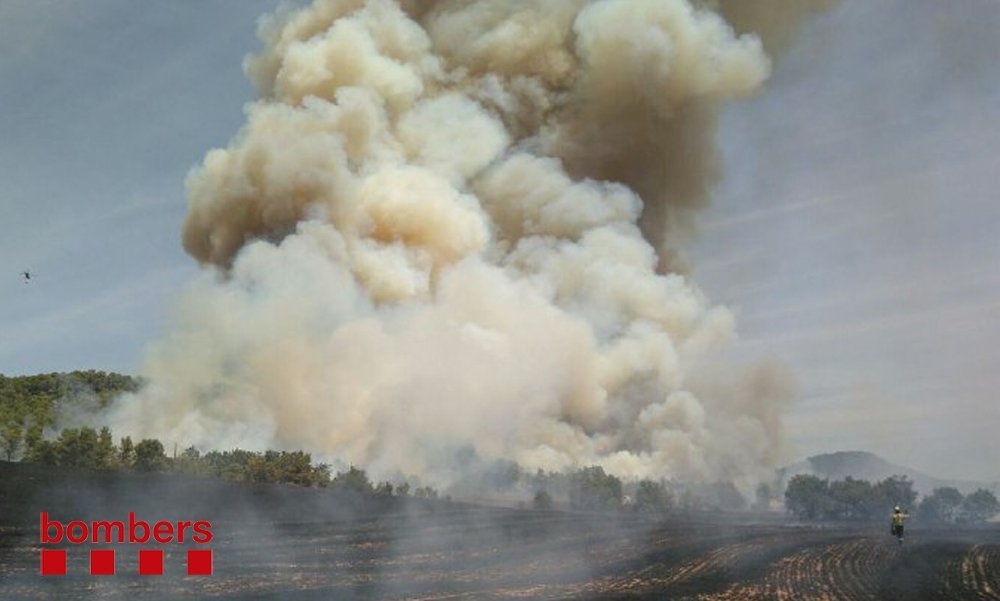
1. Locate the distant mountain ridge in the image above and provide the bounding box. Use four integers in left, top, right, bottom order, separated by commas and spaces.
779, 451, 998, 497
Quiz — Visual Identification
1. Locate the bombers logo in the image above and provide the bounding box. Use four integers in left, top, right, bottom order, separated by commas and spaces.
39, 512, 214, 576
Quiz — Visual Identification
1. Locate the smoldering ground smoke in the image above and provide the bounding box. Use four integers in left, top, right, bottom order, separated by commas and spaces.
105, 0, 828, 488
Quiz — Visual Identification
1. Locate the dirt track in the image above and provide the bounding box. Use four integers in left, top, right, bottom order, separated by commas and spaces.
2, 506, 997, 600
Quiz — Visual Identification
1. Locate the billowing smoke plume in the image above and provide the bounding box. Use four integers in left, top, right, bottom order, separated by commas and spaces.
106, 0, 826, 487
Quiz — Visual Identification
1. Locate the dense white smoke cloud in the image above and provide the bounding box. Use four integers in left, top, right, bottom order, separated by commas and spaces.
107, 0, 826, 487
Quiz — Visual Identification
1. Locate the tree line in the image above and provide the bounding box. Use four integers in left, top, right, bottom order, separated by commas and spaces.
415, 450, 754, 514
529, 466, 749, 514
8, 423, 676, 512
13, 373, 993, 520
0, 372, 725, 513
9, 424, 439, 499
4, 422, 683, 514
784, 474, 999, 524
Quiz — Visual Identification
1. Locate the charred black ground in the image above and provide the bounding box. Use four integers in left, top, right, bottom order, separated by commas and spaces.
1, 461, 997, 600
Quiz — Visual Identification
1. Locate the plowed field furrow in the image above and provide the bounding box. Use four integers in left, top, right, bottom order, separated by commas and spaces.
471, 534, 787, 599
826, 539, 896, 599
942, 544, 1000, 600
2, 514, 997, 600
703, 537, 895, 601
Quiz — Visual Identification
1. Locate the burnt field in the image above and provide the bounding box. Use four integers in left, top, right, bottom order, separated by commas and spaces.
0, 463, 997, 600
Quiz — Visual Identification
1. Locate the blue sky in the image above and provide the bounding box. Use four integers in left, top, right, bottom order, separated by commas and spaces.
0, 0, 278, 371
1, 0, 997, 480
693, 1, 1000, 481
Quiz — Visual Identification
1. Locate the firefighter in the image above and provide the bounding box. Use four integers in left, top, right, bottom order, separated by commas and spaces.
891, 506, 909, 543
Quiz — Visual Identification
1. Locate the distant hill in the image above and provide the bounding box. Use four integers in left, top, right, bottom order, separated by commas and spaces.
779, 451, 998, 497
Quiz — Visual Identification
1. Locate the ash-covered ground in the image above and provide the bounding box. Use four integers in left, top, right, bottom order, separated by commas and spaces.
1, 462, 997, 600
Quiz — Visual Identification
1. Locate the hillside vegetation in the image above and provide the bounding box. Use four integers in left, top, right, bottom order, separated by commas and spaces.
0, 371, 691, 513
0, 370, 139, 460
785, 474, 999, 525
5, 372, 995, 525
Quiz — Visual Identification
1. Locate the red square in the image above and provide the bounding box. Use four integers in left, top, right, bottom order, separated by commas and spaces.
40, 549, 66, 576
138, 549, 164, 576
90, 549, 115, 575
187, 549, 212, 575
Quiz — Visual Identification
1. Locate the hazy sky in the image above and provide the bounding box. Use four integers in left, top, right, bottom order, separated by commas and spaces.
1, 0, 997, 481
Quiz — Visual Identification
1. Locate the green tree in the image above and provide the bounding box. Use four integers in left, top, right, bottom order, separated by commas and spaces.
172, 446, 209, 476
313, 462, 332, 486
0, 372, 139, 433
96, 426, 116, 469
118, 436, 136, 468
55, 427, 103, 468
635, 480, 672, 513
959, 489, 1000, 524
568, 466, 622, 510
202, 449, 255, 480
330, 466, 373, 495
25, 439, 59, 465
1, 422, 23, 461
23, 424, 43, 458
134, 439, 168, 472
873, 475, 917, 513
246, 451, 279, 483
270, 451, 325, 487
784, 474, 831, 520
829, 477, 877, 520
918, 487, 964, 524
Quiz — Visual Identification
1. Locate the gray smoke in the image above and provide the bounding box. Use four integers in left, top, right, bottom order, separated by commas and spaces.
105, 0, 828, 490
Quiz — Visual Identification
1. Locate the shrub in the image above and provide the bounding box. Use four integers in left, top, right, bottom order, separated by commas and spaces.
533, 489, 553, 511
